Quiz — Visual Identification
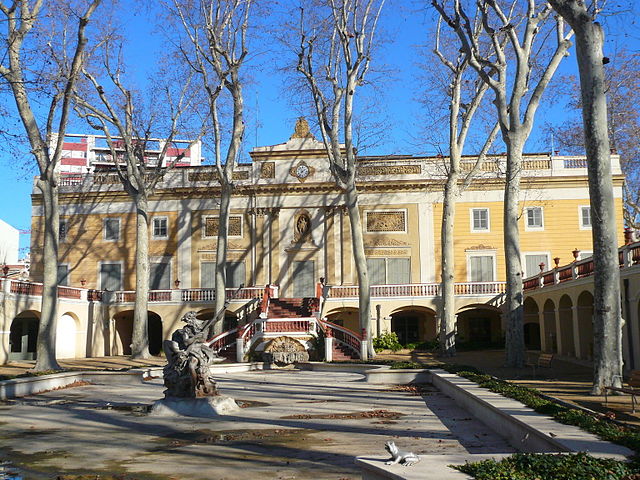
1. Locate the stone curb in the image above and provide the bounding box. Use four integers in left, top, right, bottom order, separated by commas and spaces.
0, 362, 270, 400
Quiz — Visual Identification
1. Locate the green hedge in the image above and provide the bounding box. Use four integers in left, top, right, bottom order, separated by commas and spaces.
454, 452, 640, 480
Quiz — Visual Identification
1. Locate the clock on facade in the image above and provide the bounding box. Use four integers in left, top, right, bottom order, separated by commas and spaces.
289, 161, 314, 182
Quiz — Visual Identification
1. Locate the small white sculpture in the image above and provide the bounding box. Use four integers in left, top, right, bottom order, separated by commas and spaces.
384, 440, 420, 466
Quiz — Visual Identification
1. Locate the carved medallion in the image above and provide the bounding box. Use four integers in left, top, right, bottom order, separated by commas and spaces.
262, 336, 309, 365
294, 211, 312, 242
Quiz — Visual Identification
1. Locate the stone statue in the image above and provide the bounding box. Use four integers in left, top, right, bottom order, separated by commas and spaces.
162, 311, 222, 398
384, 441, 420, 466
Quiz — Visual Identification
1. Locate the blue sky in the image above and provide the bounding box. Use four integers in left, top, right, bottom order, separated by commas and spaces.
1, 0, 638, 255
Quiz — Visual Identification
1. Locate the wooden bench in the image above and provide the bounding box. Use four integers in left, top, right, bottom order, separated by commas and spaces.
604, 370, 640, 413
526, 353, 554, 377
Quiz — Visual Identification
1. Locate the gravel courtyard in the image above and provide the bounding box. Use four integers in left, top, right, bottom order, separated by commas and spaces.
0, 369, 515, 479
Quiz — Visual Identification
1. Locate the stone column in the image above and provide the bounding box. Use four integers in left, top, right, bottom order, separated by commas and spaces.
554, 307, 563, 355
270, 208, 281, 285
538, 310, 547, 352
571, 305, 582, 359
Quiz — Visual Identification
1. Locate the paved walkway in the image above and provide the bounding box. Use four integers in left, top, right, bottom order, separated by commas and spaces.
3, 350, 639, 427
0, 369, 514, 479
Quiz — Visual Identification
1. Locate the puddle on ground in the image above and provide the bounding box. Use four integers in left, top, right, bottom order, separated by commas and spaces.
154, 428, 322, 450
281, 409, 405, 420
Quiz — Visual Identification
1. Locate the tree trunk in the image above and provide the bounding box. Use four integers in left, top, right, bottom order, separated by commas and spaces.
212, 182, 232, 337
130, 194, 150, 359
504, 137, 526, 368
34, 178, 61, 371
440, 170, 459, 356
574, 19, 623, 394
345, 184, 371, 360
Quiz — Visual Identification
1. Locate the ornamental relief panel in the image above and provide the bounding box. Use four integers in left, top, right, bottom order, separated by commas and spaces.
358, 164, 421, 176
188, 171, 249, 182
203, 215, 243, 237
365, 211, 406, 233
365, 249, 409, 256
364, 238, 410, 247
260, 162, 275, 179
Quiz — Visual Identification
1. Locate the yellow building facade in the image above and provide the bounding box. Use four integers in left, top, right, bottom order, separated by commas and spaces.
16, 120, 627, 362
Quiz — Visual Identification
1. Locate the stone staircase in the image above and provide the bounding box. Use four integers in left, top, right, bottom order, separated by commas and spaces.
267, 298, 313, 318
332, 342, 359, 361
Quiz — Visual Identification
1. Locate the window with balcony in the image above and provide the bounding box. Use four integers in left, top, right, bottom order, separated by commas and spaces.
366, 257, 410, 285
470, 208, 490, 232
524, 253, 550, 277
57, 264, 69, 286
467, 253, 495, 282
149, 260, 171, 290
152, 217, 168, 239
199, 261, 245, 289
525, 207, 544, 230
104, 218, 120, 241
100, 262, 122, 290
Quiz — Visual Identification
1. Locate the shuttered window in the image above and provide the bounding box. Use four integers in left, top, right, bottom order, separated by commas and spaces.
468, 255, 494, 282
525, 254, 549, 277
226, 262, 246, 288
100, 263, 122, 290
150, 261, 171, 290
200, 262, 215, 288
366, 257, 411, 285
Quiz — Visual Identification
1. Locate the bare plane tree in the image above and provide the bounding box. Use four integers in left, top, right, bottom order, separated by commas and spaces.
296, 0, 385, 360
548, 0, 623, 394
433, 19, 500, 355
172, 0, 251, 336
433, 0, 573, 367
0, 0, 101, 370
75, 41, 200, 358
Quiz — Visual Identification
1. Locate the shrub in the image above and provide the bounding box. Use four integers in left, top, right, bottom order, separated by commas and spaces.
372, 332, 402, 352
390, 361, 423, 370
453, 452, 640, 480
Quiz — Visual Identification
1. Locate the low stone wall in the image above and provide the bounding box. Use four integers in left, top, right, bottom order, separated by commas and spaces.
0, 362, 270, 400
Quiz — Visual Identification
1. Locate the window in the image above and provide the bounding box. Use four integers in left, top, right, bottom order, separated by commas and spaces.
524, 253, 550, 277
199, 261, 245, 289
104, 218, 120, 241
100, 263, 122, 290
366, 257, 411, 285
467, 253, 495, 282
59, 220, 68, 242
57, 264, 69, 286
580, 206, 592, 229
226, 261, 246, 288
152, 217, 168, 239
471, 208, 490, 232
149, 260, 171, 290
200, 262, 215, 288
202, 215, 243, 238
525, 207, 544, 230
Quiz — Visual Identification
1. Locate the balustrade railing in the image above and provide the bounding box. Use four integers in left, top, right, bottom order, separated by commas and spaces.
327, 282, 505, 298
523, 240, 640, 292
321, 320, 361, 355
206, 328, 238, 352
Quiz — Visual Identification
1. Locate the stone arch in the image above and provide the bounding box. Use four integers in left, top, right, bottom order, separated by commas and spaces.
543, 299, 557, 353
577, 290, 594, 360
389, 306, 437, 345
523, 297, 541, 350
56, 312, 80, 359
325, 307, 359, 334
112, 310, 163, 356
9, 310, 40, 361
196, 308, 237, 333
558, 295, 575, 357
455, 304, 502, 348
